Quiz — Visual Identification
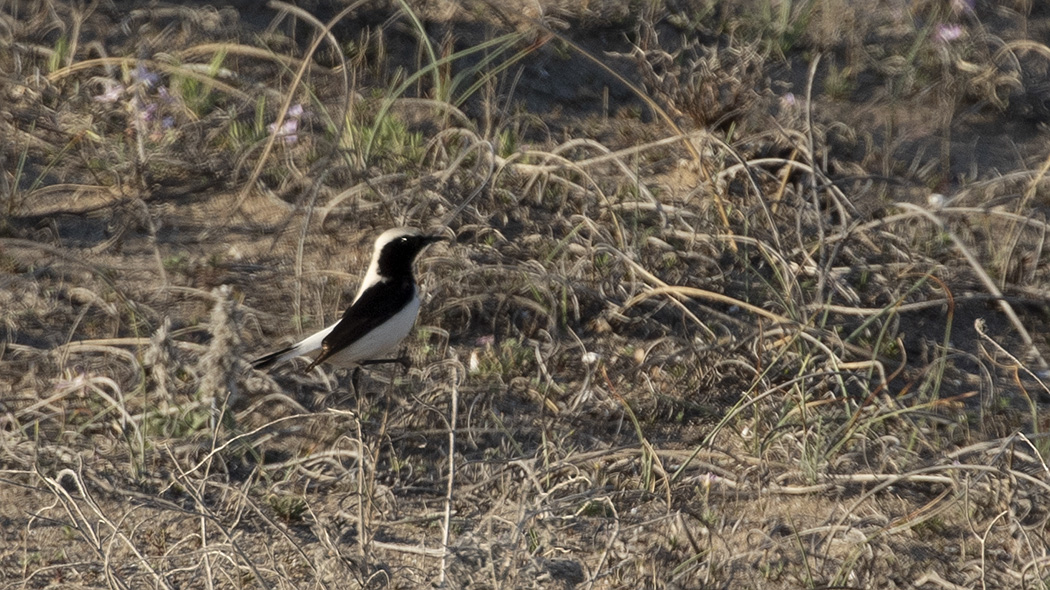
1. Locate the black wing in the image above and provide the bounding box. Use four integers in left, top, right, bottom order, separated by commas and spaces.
306, 278, 415, 371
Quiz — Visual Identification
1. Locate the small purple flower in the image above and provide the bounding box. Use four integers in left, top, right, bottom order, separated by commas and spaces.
94, 80, 124, 103
933, 24, 964, 44
268, 118, 299, 144
700, 472, 721, 486
162, 116, 175, 129
54, 369, 88, 392
268, 104, 305, 145
133, 63, 160, 88
140, 101, 158, 123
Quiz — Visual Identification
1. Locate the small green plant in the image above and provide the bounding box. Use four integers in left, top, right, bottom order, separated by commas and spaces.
226, 96, 269, 151
472, 337, 533, 378
268, 494, 308, 523
48, 35, 70, 73
666, 2, 719, 33
578, 500, 615, 517
496, 127, 518, 158
361, 114, 424, 169
526, 527, 541, 553
141, 404, 212, 439
353, 7, 533, 165
824, 62, 854, 100
162, 252, 189, 274
1035, 437, 1050, 462
170, 50, 228, 117
752, 0, 816, 57
910, 515, 947, 537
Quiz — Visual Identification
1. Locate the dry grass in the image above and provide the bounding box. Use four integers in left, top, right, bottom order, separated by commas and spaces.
3, 0, 1050, 588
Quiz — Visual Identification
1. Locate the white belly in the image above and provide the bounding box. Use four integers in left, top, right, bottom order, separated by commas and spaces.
321, 296, 422, 367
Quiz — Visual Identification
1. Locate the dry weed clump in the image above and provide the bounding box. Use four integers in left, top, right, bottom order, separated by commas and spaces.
3, 0, 1050, 588
623, 19, 767, 132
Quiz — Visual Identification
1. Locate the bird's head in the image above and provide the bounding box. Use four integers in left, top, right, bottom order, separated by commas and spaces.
372, 227, 445, 279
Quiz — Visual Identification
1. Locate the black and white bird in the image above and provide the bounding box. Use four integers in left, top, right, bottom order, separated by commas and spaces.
252, 227, 444, 372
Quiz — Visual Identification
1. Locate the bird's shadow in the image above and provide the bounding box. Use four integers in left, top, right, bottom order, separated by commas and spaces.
302, 358, 413, 412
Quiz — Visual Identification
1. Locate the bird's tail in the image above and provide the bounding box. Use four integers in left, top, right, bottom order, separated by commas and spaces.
251, 346, 295, 371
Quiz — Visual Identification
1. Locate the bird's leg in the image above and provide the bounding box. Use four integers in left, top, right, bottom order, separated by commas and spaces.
350, 366, 362, 397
